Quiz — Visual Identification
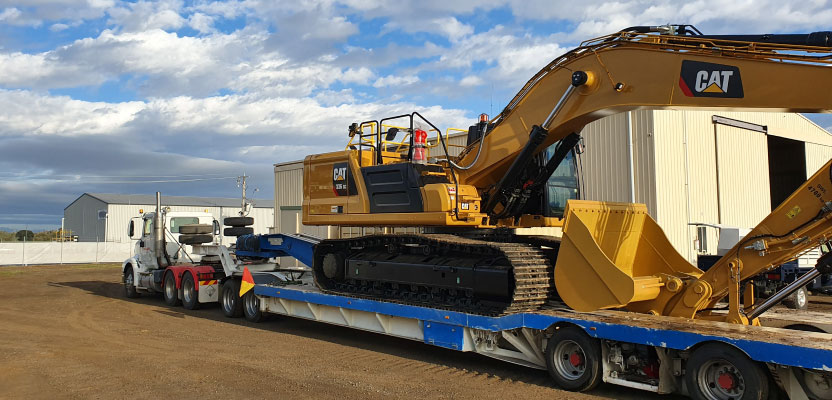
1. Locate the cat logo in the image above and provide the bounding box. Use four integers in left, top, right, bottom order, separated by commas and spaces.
332, 162, 356, 196
679, 60, 743, 98
333, 167, 347, 181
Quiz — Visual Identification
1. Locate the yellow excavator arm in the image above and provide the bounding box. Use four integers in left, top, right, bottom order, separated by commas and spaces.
457, 27, 832, 189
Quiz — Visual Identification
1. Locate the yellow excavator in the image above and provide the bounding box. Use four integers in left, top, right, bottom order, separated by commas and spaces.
302, 25, 832, 325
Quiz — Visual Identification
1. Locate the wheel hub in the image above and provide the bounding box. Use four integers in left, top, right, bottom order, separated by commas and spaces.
569, 352, 584, 367
718, 372, 736, 391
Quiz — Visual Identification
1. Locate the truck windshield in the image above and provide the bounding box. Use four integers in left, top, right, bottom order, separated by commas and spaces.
169, 217, 200, 233
545, 146, 579, 218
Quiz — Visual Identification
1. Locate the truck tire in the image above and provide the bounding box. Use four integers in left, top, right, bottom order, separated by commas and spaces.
243, 290, 263, 322
545, 326, 602, 392
179, 234, 213, 245
179, 224, 213, 234
221, 279, 244, 318
163, 271, 181, 306
181, 272, 200, 310
123, 265, 140, 298
686, 343, 770, 400
224, 227, 253, 237
224, 216, 254, 227
782, 286, 809, 310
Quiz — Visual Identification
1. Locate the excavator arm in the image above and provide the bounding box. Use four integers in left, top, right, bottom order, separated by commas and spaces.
505, 27, 832, 324
457, 27, 832, 196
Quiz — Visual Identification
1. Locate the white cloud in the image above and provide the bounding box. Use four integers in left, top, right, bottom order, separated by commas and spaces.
188, 12, 215, 34
107, 0, 186, 32
373, 75, 420, 88
459, 75, 483, 87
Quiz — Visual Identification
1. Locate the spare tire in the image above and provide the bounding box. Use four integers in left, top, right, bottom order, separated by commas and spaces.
179, 234, 213, 245
224, 227, 254, 236
179, 224, 213, 234
224, 216, 254, 227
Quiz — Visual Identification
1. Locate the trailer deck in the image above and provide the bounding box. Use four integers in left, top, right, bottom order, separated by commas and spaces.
253, 282, 832, 371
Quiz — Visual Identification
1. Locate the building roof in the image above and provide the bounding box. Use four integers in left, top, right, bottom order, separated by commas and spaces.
66, 193, 273, 210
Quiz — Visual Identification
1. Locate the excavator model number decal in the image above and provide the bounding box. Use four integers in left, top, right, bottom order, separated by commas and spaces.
679, 60, 744, 98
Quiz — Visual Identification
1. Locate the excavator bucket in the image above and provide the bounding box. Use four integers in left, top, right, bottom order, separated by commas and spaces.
554, 200, 703, 312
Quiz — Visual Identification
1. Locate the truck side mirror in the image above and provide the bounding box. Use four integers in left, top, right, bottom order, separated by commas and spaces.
128, 217, 142, 240
213, 220, 220, 235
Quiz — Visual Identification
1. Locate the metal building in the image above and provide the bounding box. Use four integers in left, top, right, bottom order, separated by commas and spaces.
274, 111, 832, 262
64, 193, 274, 244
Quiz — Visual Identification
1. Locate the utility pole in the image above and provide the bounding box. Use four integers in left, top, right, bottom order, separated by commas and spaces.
237, 174, 248, 216
236, 173, 260, 217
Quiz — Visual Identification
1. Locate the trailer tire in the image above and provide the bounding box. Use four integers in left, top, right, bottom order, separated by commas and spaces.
782, 286, 808, 310
179, 224, 213, 234
224, 227, 253, 237
179, 234, 213, 245
224, 216, 254, 227
182, 272, 200, 310
221, 279, 244, 318
163, 271, 181, 306
686, 343, 769, 400
123, 265, 140, 298
545, 326, 602, 392
243, 290, 263, 323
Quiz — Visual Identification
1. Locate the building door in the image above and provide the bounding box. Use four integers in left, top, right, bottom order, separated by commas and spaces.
767, 135, 806, 210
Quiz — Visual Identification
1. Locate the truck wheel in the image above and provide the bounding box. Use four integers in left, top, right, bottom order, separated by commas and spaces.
686, 343, 769, 400
123, 266, 140, 298
221, 279, 244, 318
179, 224, 213, 234
545, 326, 602, 392
243, 291, 263, 322
179, 234, 213, 245
224, 227, 253, 237
782, 286, 809, 310
182, 272, 200, 310
224, 216, 254, 227
163, 271, 181, 306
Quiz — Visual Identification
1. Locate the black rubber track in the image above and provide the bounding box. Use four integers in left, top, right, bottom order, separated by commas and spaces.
311, 234, 556, 316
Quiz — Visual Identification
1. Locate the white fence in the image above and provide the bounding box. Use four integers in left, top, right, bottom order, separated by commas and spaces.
0, 242, 134, 265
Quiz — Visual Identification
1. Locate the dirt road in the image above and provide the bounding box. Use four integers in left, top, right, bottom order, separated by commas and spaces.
0, 265, 694, 399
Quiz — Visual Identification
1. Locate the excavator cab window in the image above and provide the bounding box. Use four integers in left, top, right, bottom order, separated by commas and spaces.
544, 148, 579, 218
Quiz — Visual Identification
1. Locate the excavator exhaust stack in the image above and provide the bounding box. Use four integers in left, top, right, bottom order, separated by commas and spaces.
554, 200, 703, 312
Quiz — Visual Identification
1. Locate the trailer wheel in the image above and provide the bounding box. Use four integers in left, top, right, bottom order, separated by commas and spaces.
224, 216, 254, 227
545, 326, 602, 392
243, 291, 263, 323
686, 343, 769, 400
795, 368, 832, 400
123, 266, 140, 298
224, 227, 254, 237
221, 279, 244, 318
163, 271, 180, 306
181, 272, 200, 310
782, 286, 808, 310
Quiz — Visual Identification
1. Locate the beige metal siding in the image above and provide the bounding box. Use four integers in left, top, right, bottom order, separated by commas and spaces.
631, 110, 657, 215
274, 161, 305, 234
715, 125, 771, 228
579, 113, 631, 202
806, 143, 832, 176
652, 111, 694, 260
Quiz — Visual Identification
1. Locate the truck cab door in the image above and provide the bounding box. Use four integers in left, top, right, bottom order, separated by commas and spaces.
137, 216, 158, 270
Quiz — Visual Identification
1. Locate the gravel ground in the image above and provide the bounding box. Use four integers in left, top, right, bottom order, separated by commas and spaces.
3, 264, 827, 399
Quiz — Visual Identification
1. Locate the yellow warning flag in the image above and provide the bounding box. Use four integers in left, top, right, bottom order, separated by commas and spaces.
239, 266, 255, 297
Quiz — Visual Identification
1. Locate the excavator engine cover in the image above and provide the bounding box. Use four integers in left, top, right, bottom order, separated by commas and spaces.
554, 200, 703, 312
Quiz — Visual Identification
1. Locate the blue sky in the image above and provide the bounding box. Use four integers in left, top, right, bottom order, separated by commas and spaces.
0, 0, 831, 231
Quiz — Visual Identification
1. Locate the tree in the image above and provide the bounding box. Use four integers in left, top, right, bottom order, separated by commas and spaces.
15, 230, 34, 241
